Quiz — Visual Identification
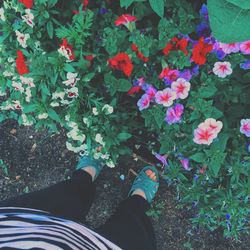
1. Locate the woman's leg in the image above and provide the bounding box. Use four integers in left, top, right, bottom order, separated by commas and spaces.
0, 170, 95, 222
96, 195, 157, 250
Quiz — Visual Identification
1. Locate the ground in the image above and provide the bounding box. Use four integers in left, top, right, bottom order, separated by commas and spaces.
0, 119, 249, 250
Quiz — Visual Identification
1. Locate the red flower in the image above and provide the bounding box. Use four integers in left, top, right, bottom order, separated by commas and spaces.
18, 0, 33, 9
108, 53, 133, 77
191, 37, 213, 65
131, 43, 149, 63
16, 50, 29, 75
83, 0, 89, 10
114, 14, 137, 26
59, 38, 75, 61
85, 55, 94, 61
163, 37, 189, 56
127, 86, 141, 95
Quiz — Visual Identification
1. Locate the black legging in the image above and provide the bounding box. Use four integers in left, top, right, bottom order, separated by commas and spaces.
0, 170, 157, 250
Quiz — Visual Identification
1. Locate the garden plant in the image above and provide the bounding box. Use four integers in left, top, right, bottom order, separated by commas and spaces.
0, 0, 250, 240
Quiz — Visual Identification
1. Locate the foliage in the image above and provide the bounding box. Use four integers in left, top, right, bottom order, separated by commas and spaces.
0, 0, 250, 239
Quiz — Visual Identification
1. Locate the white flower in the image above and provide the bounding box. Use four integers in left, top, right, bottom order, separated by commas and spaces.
68, 121, 78, 129
52, 91, 65, 100
92, 107, 98, 115
65, 115, 70, 121
63, 72, 80, 87
3, 71, 13, 77
213, 61, 232, 78
15, 30, 30, 48
20, 76, 35, 87
50, 102, 60, 107
83, 117, 90, 127
13, 100, 22, 110
106, 159, 115, 168
0, 8, 6, 21
7, 57, 15, 63
100, 153, 110, 160
38, 113, 48, 119
21, 114, 33, 126
95, 133, 105, 146
67, 87, 78, 98
67, 129, 86, 142
25, 87, 32, 102
66, 141, 87, 153
22, 9, 34, 28
12, 81, 24, 92
0, 101, 13, 110
102, 104, 114, 114
93, 152, 102, 160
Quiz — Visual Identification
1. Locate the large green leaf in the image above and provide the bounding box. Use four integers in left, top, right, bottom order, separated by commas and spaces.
227, 0, 250, 9
149, 0, 164, 17
207, 0, 250, 42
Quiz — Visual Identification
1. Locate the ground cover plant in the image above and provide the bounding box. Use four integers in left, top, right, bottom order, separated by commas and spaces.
0, 0, 249, 239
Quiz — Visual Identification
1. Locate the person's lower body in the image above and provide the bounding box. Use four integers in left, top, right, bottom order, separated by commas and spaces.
0, 169, 157, 250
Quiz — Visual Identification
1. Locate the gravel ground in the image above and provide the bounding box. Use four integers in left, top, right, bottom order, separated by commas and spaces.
0, 119, 249, 250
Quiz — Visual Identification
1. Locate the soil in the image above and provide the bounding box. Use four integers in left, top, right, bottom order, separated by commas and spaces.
0, 119, 249, 250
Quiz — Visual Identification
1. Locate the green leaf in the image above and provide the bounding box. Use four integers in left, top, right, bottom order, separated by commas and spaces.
46, 21, 54, 39
199, 85, 217, 98
48, 108, 61, 122
207, 0, 250, 42
64, 64, 75, 72
190, 152, 205, 163
226, 0, 250, 9
117, 132, 132, 141
120, 0, 134, 8
149, 0, 164, 17
23, 104, 38, 114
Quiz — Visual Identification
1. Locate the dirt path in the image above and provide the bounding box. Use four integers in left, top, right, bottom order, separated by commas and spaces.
0, 120, 248, 249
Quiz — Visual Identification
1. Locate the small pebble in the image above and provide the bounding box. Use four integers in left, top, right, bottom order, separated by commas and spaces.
120, 174, 125, 181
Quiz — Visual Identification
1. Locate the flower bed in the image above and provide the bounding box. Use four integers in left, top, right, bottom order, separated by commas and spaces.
0, 0, 249, 238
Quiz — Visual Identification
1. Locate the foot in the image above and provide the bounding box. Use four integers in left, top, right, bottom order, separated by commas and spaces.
80, 166, 97, 182
132, 169, 157, 200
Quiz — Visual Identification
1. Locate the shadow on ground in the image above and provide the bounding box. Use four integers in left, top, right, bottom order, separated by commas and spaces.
0, 120, 249, 250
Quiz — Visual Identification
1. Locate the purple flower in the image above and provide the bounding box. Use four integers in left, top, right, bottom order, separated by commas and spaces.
179, 69, 192, 81
165, 104, 184, 125
154, 153, 168, 166
226, 213, 231, 220
137, 94, 150, 111
216, 49, 226, 60
191, 65, 199, 76
248, 144, 250, 153
99, 8, 108, 14
146, 85, 157, 100
196, 22, 211, 37
180, 158, 190, 170
240, 60, 250, 70
200, 4, 209, 21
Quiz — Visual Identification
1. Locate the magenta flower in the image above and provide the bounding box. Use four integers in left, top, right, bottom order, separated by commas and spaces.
180, 158, 190, 170
154, 153, 168, 166
155, 88, 176, 107
240, 41, 250, 55
146, 86, 157, 101
165, 103, 184, 125
159, 68, 180, 84
137, 94, 150, 111
240, 119, 250, 137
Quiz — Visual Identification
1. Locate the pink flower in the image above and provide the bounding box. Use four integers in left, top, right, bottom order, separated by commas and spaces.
165, 104, 184, 124
194, 118, 223, 145
219, 42, 240, 54
213, 61, 232, 78
171, 78, 191, 99
180, 158, 190, 170
193, 127, 217, 145
240, 40, 250, 55
202, 118, 223, 134
240, 119, 250, 137
114, 14, 137, 26
137, 94, 150, 111
155, 88, 176, 107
